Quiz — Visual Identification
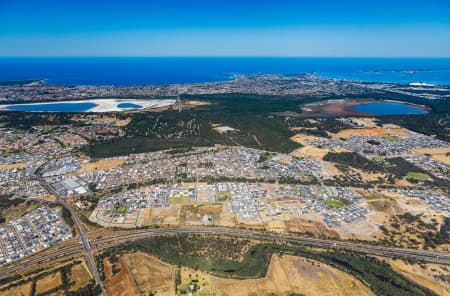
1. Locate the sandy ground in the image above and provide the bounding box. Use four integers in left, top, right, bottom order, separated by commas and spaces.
285, 217, 341, 239
315, 100, 372, 116
139, 205, 181, 227
0, 99, 175, 113
388, 259, 450, 296
0, 163, 28, 170
78, 158, 126, 173
413, 147, 450, 165
351, 117, 378, 128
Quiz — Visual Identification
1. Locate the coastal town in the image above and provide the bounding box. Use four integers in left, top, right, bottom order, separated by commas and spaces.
0, 111, 448, 267
1, 74, 449, 104
0, 76, 448, 296
0, 73, 448, 296
2, 1, 450, 294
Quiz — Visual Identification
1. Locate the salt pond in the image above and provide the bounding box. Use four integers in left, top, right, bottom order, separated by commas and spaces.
351, 102, 428, 115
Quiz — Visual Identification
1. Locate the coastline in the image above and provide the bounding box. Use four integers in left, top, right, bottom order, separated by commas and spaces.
0, 98, 176, 113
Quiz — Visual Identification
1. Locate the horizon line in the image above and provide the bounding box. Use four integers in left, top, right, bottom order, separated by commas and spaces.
1, 56, 450, 59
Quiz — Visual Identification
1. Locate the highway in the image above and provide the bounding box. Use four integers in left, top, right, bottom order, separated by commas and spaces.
35, 175, 107, 296
2, 225, 449, 282
0, 169, 446, 295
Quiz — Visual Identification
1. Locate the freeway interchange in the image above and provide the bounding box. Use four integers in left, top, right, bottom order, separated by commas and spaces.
1, 173, 447, 295
1, 226, 450, 281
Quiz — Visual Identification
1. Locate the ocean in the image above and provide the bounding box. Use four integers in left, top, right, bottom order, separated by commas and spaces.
0, 57, 449, 86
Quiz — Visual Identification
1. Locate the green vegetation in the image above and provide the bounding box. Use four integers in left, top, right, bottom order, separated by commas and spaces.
325, 197, 351, 208
61, 207, 74, 228
367, 139, 380, 145
383, 136, 398, 141
98, 234, 438, 296
379, 114, 449, 142
323, 152, 385, 172
88, 136, 208, 158
85, 93, 312, 157
0, 195, 25, 219
258, 152, 274, 162
407, 172, 432, 180
325, 199, 344, 208
111, 206, 127, 214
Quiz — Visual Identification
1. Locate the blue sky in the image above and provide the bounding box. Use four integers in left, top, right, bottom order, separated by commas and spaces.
0, 0, 449, 57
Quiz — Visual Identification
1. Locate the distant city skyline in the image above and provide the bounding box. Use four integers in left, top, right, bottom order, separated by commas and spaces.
1, 0, 449, 57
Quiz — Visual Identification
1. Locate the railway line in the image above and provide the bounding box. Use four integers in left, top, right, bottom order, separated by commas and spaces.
2, 226, 449, 281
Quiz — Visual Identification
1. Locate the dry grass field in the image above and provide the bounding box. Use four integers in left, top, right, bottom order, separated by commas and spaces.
413, 147, 450, 165
214, 254, 374, 296
103, 258, 113, 281
291, 146, 330, 160
139, 205, 181, 226
123, 253, 175, 296
71, 115, 131, 126
0, 162, 27, 170
333, 128, 388, 138
35, 271, 63, 295
0, 282, 33, 296
290, 133, 322, 144
388, 259, 450, 296
69, 263, 92, 291
78, 158, 126, 173
178, 267, 214, 295
106, 253, 374, 296
106, 258, 139, 296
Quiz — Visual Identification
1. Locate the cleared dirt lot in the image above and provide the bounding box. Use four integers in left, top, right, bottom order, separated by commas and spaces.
0, 162, 28, 170
78, 158, 126, 173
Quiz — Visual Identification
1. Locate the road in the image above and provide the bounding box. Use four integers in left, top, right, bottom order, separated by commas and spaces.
1, 170, 447, 295
2, 225, 449, 282
35, 175, 107, 296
